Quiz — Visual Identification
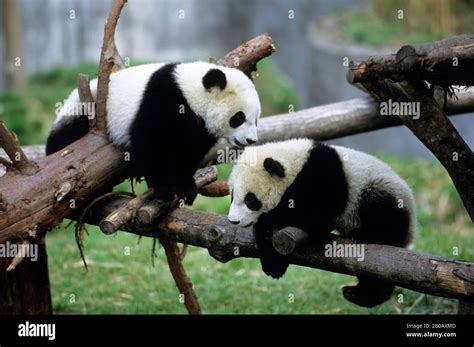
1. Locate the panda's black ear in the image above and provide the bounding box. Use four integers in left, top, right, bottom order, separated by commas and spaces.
263, 158, 286, 178
202, 68, 227, 91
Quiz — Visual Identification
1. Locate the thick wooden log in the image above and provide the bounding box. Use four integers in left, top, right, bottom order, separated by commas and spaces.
0, 240, 52, 314
348, 35, 474, 86
361, 78, 474, 221
396, 35, 474, 71
0, 132, 129, 243
77, 201, 474, 302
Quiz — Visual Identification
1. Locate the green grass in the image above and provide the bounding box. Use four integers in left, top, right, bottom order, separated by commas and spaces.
47, 157, 473, 314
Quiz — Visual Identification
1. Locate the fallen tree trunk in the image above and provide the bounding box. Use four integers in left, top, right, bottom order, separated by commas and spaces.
77, 198, 474, 302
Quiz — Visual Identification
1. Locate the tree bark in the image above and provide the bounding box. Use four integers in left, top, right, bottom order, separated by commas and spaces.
348, 35, 474, 86
360, 78, 474, 221
159, 238, 201, 314
0, 240, 52, 314
95, 0, 128, 133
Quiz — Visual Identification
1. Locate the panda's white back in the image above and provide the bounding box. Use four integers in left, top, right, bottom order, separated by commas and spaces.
53, 63, 166, 147
331, 145, 416, 240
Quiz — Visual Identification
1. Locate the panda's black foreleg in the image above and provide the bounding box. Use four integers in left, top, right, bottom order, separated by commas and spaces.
176, 175, 198, 206
145, 176, 176, 202
254, 216, 289, 279
143, 153, 177, 202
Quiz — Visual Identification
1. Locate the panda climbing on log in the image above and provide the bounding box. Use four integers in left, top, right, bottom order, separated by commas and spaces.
46, 62, 261, 204
228, 138, 417, 307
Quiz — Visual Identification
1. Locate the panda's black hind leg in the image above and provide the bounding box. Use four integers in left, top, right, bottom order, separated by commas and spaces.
342, 186, 412, 307
46, 115, 90, 155
145, 176, 176, 202
342, 277, 394, 308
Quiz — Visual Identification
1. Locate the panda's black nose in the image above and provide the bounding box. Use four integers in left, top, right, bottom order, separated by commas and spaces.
229, 220, 239, 225
246, 138, 256, 145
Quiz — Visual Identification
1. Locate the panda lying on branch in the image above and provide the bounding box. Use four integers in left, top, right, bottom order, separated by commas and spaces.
47, 62, 261, 204
228, 138, 417, 307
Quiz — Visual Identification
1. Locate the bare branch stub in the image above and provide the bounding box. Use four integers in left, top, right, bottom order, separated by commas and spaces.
6, 239, 31, 272
95, 0, 128, 133
217, 34, 276, 74
198, 181, 230, 197
272, 227, 309, 255
0, 121, 38, 176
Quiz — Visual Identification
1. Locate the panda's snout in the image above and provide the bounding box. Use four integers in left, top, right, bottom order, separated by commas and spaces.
228, 218, 240, 225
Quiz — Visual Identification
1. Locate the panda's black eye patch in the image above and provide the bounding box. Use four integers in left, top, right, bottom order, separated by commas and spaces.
244, 192, 262, 211
229, 112, 246, 128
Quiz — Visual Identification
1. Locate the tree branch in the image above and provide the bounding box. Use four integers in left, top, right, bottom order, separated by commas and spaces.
159, 238, 201, 314
77, 201, 474, 302
348, 35, 474, 86
0, 122, 38, 175
95, 0, 127, 133
198, 181, 230, 197
360, 78, 474, 221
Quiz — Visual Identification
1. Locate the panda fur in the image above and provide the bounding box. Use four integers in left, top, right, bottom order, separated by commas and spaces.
46, 62, 261, 204
228, 138, 416, 307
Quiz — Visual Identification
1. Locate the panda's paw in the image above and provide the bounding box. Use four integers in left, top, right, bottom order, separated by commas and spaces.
153, 185, 176, 203
342, 283, 393, 308
177, 183, 198, 206
260, 254, 289, 279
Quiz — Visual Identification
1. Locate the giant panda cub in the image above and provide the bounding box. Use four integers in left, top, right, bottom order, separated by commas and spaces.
228, 138, 416, 307
47, 62, 261, 204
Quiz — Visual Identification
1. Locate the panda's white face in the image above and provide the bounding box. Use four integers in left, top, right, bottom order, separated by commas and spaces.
227, 140, 313, 227
175, 62, 261, 148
